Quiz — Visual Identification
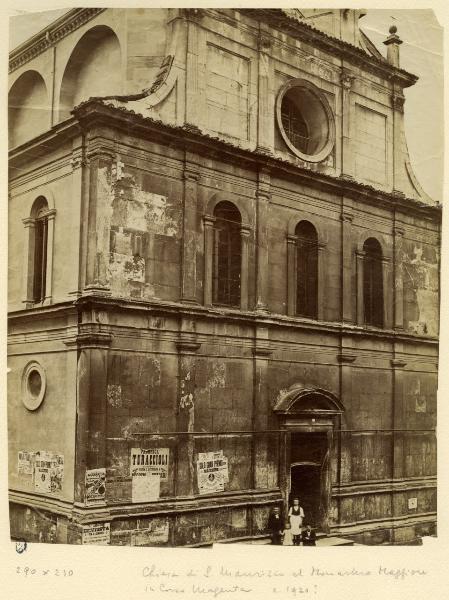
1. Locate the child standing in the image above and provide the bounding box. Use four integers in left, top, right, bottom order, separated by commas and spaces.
282, 521, 294, 546
288, 498, 305, 546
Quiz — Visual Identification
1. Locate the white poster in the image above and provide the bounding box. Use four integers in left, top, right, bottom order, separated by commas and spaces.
85, 468, 106, 505
82, 522, 111, 545
131, 468, 160, 503
18, 451, 35, 475
34, 466, 51, 493
197, 450, 229, 494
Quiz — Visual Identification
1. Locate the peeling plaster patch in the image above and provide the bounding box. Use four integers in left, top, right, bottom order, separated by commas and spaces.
107, 384, 122, 407
404, 245, 439, 336
109, 253, 145, 284
180, 370, 194, 410
412, 379, 427, 413
206, 362, 226, 391
122, 418, 145, 439
148, 358, 161, 389
273, 388, 289, 408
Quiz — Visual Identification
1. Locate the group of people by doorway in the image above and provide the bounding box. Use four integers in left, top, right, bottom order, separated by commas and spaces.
268, 498, 316, 546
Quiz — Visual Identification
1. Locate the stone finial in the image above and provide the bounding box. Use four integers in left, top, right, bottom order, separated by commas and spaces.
383, 23, 403, 68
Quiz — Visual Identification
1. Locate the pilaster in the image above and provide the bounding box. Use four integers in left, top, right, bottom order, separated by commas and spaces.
180, 160, 200, 304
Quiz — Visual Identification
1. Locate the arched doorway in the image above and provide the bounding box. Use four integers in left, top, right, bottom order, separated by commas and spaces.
273, 387, 344, 532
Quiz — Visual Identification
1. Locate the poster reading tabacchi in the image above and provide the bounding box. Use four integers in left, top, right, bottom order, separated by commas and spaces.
130, 448, 169, 503
34, 451, 64, 494
197, 451, 229, 494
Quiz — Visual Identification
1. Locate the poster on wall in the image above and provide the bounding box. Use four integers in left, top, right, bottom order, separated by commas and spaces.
18, 451, 35, 476
130, 448, 169, 503
34, 451, 64, 494
85, 468, 106, 505
82, 522, 111, 545
197, 451, 229, 494
131, 468, 160, 503
34, 466, 52, 493
130, 448, 169, 479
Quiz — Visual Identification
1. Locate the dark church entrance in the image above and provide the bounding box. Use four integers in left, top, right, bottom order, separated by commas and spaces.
289, 432, 328, 528
273, 386, 345, 534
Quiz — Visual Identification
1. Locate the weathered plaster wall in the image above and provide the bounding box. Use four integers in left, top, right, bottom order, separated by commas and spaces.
7, 313, 78, 504
402, 234, 439, 336
8, 140, 83, 311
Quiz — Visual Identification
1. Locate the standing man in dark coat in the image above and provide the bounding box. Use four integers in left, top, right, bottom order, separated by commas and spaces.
301, 524, 317, 546
267, 506, 283, 545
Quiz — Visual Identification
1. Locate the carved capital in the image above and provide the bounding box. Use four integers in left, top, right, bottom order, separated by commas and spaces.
252, 346, 273, 358
71, 154, 89, 170
256, 190, 271, 202
338, 353, 357, 364
340, 70, 355, 90
240, 224, 251, 237
22, 217, 36, 228
176, 339, 201, 353
183, 169, 200, 182
394, 225, 405, 237
203, 215, 216, 228
391, 94, 405, 112
391, 358, 407, 369
258, 33, 272, 52
183, 8, 206, 21
341, 210, 354, 223
86, 146, 115, 163
64, 332, 113, 349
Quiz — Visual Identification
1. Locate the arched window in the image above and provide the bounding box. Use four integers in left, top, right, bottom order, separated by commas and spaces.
363, 238, 383, 327
296, 221, 318, 318
213, 201, 242, 307
23, 196, 55, 306
33, 204, 48, 303
32, 198, 49, 303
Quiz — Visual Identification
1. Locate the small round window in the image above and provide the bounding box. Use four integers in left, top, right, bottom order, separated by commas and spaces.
276, 79, 335, 163
22, 362, 46, 411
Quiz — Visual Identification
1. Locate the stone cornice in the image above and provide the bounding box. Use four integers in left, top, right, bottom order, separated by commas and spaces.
243, 9, 418, 89
7, 296, 439, 351
70, 100, 440, 220
9, 8, 106, 73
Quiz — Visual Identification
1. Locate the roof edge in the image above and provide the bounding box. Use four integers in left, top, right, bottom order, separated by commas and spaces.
9, 8, 106, 73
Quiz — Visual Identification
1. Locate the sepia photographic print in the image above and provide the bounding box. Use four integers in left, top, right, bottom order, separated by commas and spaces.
7, 5, 442, 555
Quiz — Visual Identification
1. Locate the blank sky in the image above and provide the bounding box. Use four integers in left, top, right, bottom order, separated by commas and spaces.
9, 8, 444, 203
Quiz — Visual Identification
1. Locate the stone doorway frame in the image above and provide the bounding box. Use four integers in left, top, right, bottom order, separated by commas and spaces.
273, 386, 345, 533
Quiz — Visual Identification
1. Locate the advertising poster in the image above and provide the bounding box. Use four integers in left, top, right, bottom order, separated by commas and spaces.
130, 447, 170, 502
197, 450, 229, 494
82, 522, 111, 545
34, 451, 64, 494
85, 468, 106, 505
34, 466, 51, 493
130, 447, 169, 479
131, 468, 160, 503
18, 451, 35, 476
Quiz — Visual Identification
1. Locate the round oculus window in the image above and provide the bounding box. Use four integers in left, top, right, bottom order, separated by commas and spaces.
276, 79, 335, 163
22, 362, 46, 411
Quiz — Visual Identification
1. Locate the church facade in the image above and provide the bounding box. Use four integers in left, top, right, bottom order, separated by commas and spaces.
8, 8, 439, 546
